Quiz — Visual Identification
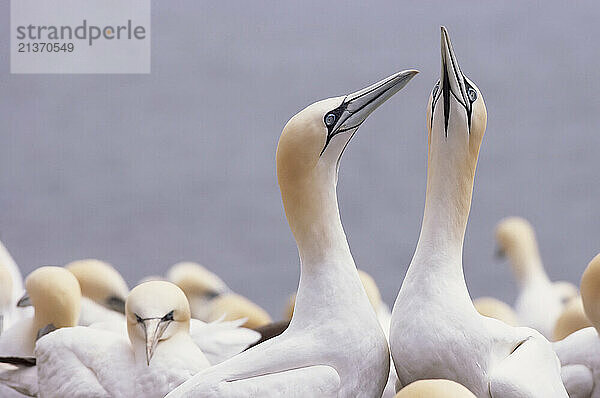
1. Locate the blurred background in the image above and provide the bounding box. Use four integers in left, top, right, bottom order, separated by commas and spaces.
1, 1, 598, 316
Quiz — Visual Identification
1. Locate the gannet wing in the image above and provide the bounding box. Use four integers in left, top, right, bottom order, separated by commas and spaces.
189, 318, 260, 364
0, 364, 38, 397
560, 364, 593, 398
35, 326, 133, 398
166, 364, 340, 397
489, 332, 568, 397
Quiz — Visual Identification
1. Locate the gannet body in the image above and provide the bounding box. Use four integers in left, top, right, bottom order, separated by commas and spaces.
473, 297, 519, 326
0, 265, 13, 335
0, 266, 81, 397
167, 69, 418, 397
495, 217, 578, 338
395, 379, 476, 397
389, 27, 567, 397
553, 253, 600, 398
36, 281, 211, 397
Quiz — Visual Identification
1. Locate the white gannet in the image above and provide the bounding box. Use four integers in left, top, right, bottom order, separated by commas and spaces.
473, 297, 519, 326
389, 27, 567, 397
166, 69, 418, 397
0, 266, 81, 397
395, 379, 477, 397
35, 281, 211, 397
553, 253, 600, 398
496, 217, 578, 338
553, 296, 591, 341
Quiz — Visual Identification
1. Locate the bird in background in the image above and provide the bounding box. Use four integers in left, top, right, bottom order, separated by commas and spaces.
389, 27, 567, 397
496, 216, 579, 339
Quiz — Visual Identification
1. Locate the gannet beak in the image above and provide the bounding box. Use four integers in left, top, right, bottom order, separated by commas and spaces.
331, 69, 419, 135
105, 296, 126, 314
142, 318, 172, 365
17, 292, 32, 307
440, 26, 469, 130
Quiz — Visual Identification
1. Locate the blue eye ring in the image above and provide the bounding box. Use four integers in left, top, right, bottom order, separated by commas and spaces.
325, 113, 336, 126
468, 87, 477, 102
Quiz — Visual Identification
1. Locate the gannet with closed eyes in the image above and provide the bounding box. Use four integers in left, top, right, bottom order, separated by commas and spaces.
0, 266, 81, 397
496, 217, 578, 338
35, 281, 211, 397
167, 69, 418, 398
389, 27, 567, 397
553, 253, 600, 398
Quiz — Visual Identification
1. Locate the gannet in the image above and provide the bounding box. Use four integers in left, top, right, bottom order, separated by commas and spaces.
553, 253, 600, 398
167, 262, 230, 320
473, 297, 519, 326
395, 379, 476, 397
389, 27, 567, 397
35, 281, 211, 397
166, 69, 418, 397
553, 296, 591, 341
0, 266, 81, 397
496, 217, 578, 338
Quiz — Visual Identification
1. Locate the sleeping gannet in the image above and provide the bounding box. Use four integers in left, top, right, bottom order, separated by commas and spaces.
496, 217, 578, 338
553, 296, 591, 341
35, 281, 211, 397
395, 379, 476, 397
473, 297, 519, 326
553, 253, 600, 398
389, 27, 567, 397
166, 69, 418, 397
0, 266, 81, 397
167, 262, 230, 320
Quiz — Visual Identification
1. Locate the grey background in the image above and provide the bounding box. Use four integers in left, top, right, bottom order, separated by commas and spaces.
1, 1, 598, 317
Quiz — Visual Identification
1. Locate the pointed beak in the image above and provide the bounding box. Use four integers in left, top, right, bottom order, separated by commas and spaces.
440, 26, 469, 128
17, 292, 32, 307
142, 318, 172, 365
331, 69, 419, 135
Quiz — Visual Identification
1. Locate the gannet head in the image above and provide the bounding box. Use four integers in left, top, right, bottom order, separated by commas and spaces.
277, 70, 417, 242
207, 293, 272, 328
18, 266, 81, 336
126, 281, 191, 365
580, 253, 600, 334
167, 261, 229, 303
395, 379, 476, 397
426, 27, 486, 167
495, 216, 550, 285
65, 259, 129, 314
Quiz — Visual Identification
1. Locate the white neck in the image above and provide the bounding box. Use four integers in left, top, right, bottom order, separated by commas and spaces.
405, 130, 478, 305
281, 168, 373, 324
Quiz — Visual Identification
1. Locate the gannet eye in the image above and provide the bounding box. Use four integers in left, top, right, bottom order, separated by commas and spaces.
324, 113, 336, 126
162, 310, 174, 322
467, 87, 477, 102
432, 81, 440, 98
135, 314, 143, 323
